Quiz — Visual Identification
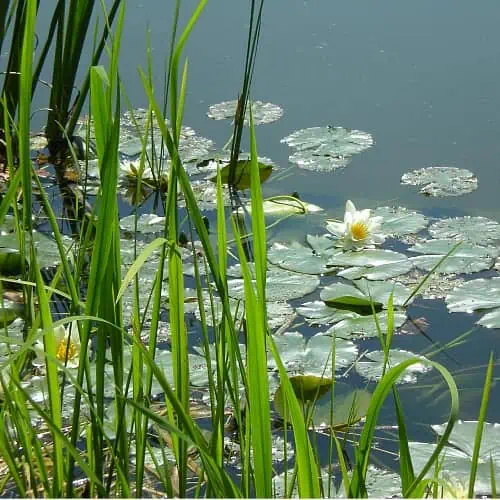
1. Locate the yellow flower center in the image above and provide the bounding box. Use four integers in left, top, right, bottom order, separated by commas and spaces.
350, 221, 369, 240
56, 338, 77, 362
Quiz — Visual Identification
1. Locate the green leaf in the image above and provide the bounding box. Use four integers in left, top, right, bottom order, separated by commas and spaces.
210, 159, 273, 190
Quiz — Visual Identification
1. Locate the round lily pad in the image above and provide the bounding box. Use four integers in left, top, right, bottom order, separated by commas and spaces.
408, 239, 498, 274
120, 213, 165, 234
296, 301, 359, 326
373, 206, 429, 237
355, 349, 432, 384
281, 126, 374, 172
429, 216, 500, 245
207, 99, 283, 125
400, 166, 478, 197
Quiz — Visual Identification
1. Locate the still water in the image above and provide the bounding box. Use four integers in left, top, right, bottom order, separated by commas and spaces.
33, 0, 500, 474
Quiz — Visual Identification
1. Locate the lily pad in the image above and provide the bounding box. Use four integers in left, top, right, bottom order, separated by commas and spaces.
268, 331, 358, 377
296, 301, 359, 326
0, 249, 24, 276
210, 159, 273, 190
228, 266, 319, 301
338, 259, 413, 280
429, 216, 500, 245
207, 99, 283, 125
400, 166, 478, 197
355, 349, 432, 384
268, 235, 341, 275
320, 279, 412, 310
281, 126, 374, 172
120, 213, 165, 234
446, 277, 500, 328
409, 239, 498, 273
372, 206, 429, 237
335, 465, 401, 498
325, 310, 407, 339
241, 196, 323, 217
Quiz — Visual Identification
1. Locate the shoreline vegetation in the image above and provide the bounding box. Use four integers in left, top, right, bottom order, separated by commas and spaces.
0, 0, 497, 497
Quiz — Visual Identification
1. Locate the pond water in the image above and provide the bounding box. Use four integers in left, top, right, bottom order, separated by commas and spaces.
24, 0, 500, 489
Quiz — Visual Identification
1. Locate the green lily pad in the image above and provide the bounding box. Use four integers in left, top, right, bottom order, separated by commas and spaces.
207, 99, 283, 125
228, 266, 319, 301
355, 349, 432, 384
209, 160, 273, 190
325, 310, 407, 339
429, 216, 500, 245
268, 235, 341, 275
0, 249, 24, 276
281, 126, 374, 172
275, 374, 333, 405
373, 206, 429, 237
268, 331, 358, 377
296, 301, 359, 325
401, 166, 478, 197
409, 239, 498, 273
320, 279, 412, 310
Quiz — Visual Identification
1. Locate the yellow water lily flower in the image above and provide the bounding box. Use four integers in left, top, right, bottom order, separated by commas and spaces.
34, 322, 81, 369
326, 200, 385, 251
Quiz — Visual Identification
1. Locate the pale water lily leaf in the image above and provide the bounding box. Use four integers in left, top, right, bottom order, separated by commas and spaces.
409, 440, 499, 496
268, 331, 358, 377
268, 236, 341, 275
432, 420, 500, 464
356, 349, 432, 384
373, 206, 429, 237
429, 216, 500, 245
120, 213, 165, 234
296, 301, 359, 326
446, 277, 500, 328
321, 279, 412, 309
207, 99, 283, 125
281, 126, 374, 172
336, 465, 401, 498
401, 166, 478, 197
409, 239, 498, 273
338, 259, 413, 280
325, 310, 407, 339
228, 266, 319, 301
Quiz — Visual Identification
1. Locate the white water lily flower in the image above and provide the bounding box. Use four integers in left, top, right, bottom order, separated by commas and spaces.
326, 200, 385, 251
34, 322, 81, 369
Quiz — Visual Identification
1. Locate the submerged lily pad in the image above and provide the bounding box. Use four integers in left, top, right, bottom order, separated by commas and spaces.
446, 277, 500, 328
373, 206, 429, 237
281, 126, 374, 172
268, 235, 341, 275
409, 239, 498, 274
401, 166, 478, 197
429, 216, 500, 245
356, 349, 432, 384
320, 279, 412, 310
207, 100, 283, 125
268, 331, 358, 377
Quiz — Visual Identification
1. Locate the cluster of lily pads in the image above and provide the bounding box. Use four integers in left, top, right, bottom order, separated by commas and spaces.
7, 103, 500, 492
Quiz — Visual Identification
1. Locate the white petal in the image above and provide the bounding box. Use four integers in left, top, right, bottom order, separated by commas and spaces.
326, 221, 346, 237
345, 200, 357, 215
358, 209, 371, 220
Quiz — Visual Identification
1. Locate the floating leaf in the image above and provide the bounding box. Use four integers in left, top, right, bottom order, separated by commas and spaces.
325, 310, 407, 339
209, 160, 273, 190
356, 349, 432, 384
207, 99, 283, 125
336, 465, 401, 498
429, 216, 500, 245
320, 279, 412, 310
228, 266, 319, 301
409, 239, 498, 273
0, 249, 24, 276
373, 206, 428, 237
446, 277, 500, 328
401, 166, 478, 197
338, 260, 413, 280
296, 301, 358, 326
120, 213, 165, 234
268, 331, 358, 377
268, 235, 341, 275
281, 126, 374, 172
